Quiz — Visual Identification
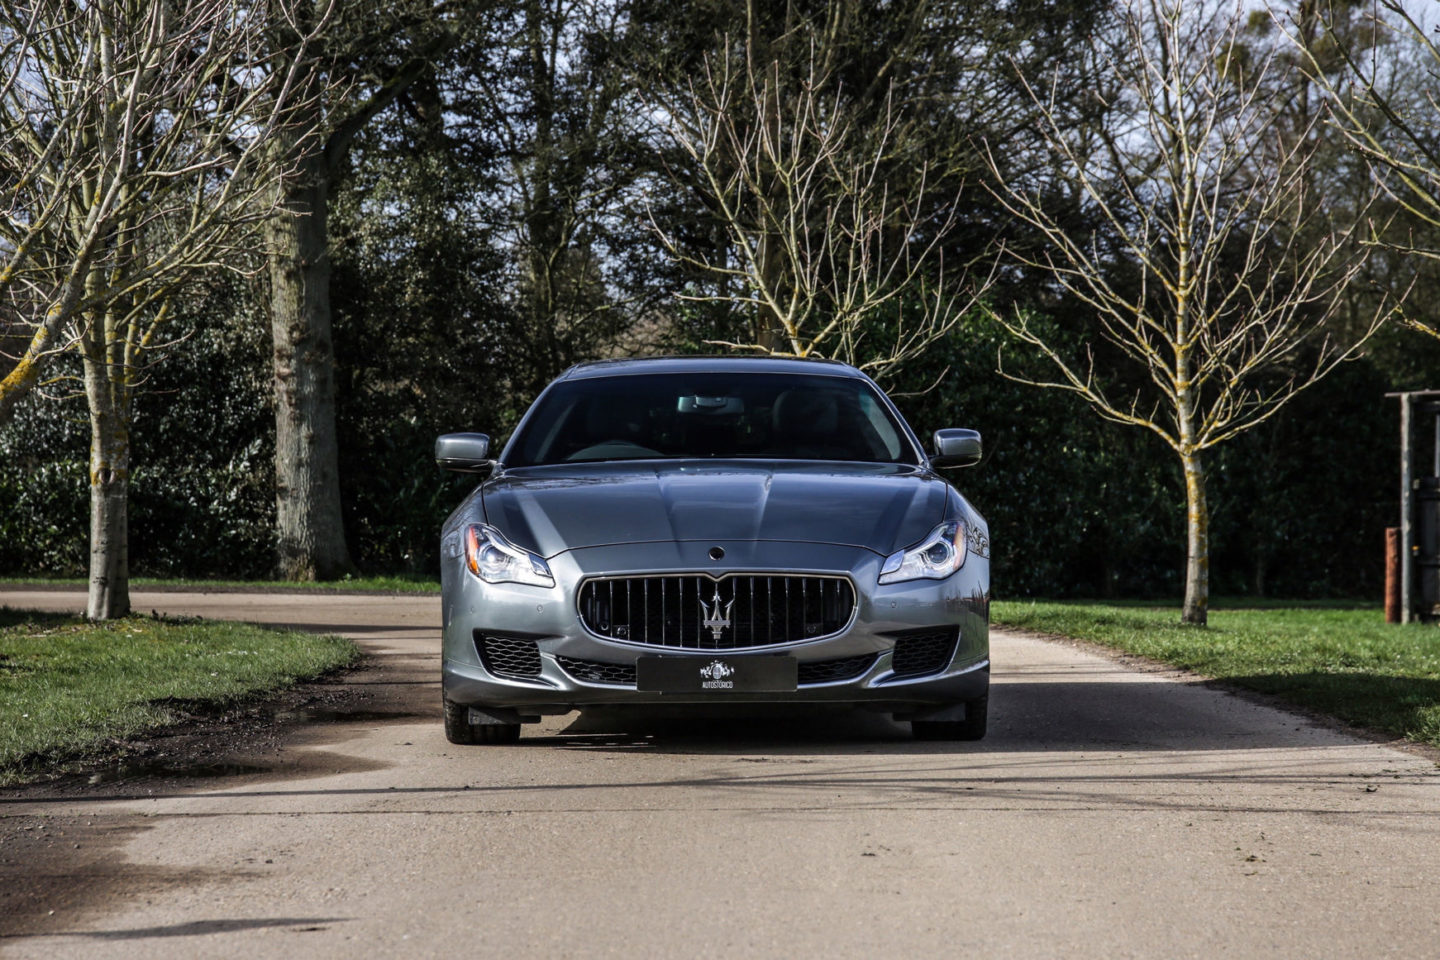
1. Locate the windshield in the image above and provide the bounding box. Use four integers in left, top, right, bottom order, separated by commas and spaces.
506, 372, 916, 467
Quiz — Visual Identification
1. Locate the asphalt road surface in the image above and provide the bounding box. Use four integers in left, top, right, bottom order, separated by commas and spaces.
3, 589, 1438, 959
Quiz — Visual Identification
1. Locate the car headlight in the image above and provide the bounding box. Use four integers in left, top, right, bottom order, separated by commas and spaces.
464, 524, 555, 588
878, 520, 968, 584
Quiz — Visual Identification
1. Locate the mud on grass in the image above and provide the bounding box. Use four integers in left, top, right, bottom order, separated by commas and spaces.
0, 607, 359, 785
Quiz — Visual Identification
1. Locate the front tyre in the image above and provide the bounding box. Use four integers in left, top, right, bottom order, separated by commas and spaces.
443, 698, 521, 745
911, 695, 988, 741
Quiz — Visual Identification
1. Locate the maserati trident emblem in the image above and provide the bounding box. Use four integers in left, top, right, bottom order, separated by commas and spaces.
699, 586, 734, 641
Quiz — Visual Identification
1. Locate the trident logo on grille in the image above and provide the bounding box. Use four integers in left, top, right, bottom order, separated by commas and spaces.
699, 585, 734, 640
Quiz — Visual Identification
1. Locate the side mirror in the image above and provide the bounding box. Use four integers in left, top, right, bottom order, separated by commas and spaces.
435, 433, 493, 473
931, 428, 981, 469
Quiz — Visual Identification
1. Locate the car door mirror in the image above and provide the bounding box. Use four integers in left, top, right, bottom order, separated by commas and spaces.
435, 433, 493, 473
931, 428, 981, 468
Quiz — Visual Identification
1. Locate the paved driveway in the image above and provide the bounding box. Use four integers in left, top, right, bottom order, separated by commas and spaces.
2, 589, 1438, 959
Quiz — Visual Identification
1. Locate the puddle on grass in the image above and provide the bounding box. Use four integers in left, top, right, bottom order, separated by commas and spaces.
87, 761, 272, 785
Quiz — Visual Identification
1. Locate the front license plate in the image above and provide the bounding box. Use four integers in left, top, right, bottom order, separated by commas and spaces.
636, 655, 798, 693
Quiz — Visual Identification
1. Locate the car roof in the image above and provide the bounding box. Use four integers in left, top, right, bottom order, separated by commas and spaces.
557, 355, 864, 381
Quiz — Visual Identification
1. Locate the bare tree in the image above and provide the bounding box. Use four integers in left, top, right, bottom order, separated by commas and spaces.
1294, 0, 1440, 343
652, 41, 991, 383
456, 0, 660, 400
983, 0, 1390, 625
0, 0, 328, 618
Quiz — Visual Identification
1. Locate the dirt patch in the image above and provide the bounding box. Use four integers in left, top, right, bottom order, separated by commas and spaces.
3, 643, 433, 796
0, 649, 437, 940
0, 814, 239, 940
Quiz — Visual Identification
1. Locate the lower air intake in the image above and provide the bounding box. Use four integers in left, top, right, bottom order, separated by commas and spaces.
797, 654, 877, 685
888, 627, 959, 678
475, 633, 542, 680
556, 656, 636, 686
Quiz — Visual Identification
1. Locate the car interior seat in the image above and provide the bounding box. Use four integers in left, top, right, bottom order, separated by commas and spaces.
771, 389, 852, 460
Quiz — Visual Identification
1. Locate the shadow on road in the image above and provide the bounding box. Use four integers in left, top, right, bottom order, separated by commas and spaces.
37, 917, 350, 940
532, 677, 1350, 755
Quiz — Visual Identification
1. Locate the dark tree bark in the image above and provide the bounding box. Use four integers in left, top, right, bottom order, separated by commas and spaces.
262, 8, 461, 579
523, 0, 560, 383
267, 138, 354, 580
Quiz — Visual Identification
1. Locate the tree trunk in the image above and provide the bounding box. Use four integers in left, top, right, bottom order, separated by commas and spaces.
267, 147, 353, 581
754, 230, 784, 353
1181, 450, 1209, 626
523, 0, 562, 393
84, 350, 130, 620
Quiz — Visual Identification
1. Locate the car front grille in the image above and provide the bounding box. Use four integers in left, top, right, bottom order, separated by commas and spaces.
475, 633, 542, 680
797, 653, 877, 685
888, 627, 959, 678
577, 574, 854, 649
556, 656, 636, 686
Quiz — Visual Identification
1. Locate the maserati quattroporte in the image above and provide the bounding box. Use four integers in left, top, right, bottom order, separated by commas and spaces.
436, 356, 990, 743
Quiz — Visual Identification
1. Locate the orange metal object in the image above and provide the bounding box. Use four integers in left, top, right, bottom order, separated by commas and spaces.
1385, 526, 1401, 624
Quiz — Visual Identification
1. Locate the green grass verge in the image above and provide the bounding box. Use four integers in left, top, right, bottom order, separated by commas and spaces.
0, 608, 359, 784
993, 600, 1440, 749
0, 574, 440, 593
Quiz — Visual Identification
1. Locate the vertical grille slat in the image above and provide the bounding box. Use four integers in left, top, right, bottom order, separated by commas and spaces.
624, 579, 632, 640
693, 575, 703, 649
767, 576, 773, 645
748, 578, 760, 644
785, 578, 793, 641
578, 575, 853, 649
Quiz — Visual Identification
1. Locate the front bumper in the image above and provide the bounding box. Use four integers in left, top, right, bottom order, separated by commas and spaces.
441, 539, 990, 721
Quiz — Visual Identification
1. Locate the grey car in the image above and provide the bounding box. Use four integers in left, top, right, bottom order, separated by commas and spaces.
435, 356, 991, 743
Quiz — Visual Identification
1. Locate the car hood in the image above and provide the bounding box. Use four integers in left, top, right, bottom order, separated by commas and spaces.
481, 461, 949, 558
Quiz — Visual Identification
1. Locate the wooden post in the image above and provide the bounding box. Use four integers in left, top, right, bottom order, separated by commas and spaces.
1386, 527, 1402, 623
